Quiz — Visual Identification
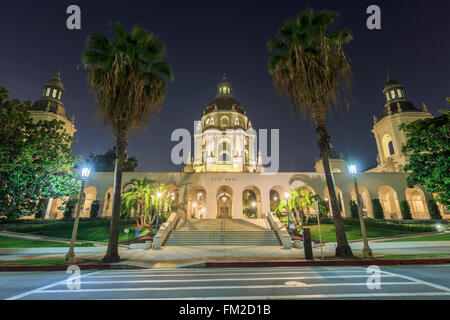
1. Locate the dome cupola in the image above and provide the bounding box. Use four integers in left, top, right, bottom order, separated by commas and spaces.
32, 69, 67, 117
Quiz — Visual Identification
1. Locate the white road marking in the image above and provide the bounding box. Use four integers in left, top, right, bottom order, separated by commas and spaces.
5, 270, 103, 301
375, 268, 450, 293
41, 274, 399, 284
37, 282, 418, 294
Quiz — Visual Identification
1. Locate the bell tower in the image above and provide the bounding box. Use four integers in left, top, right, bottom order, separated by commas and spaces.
30, 69, 76, 141
368, 70, 432, 172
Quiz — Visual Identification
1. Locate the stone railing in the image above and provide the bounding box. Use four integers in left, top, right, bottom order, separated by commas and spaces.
266, 212, 291, 249
152, 211, 181, 249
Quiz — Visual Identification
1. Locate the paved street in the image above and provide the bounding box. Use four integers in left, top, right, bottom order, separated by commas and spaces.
2, 265, 450, 300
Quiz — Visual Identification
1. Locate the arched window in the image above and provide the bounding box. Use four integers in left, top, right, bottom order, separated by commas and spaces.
397, 89, 403, 98
220, 116, 229, 127
58, 92, 62, 100
385, 93, 390, 101
388, 141, 395, 155
52, 89, 57, 98
46, 88, 51, 96
235, 118, 239, 125
391, 90, 396, 99
382, 134, 394, 158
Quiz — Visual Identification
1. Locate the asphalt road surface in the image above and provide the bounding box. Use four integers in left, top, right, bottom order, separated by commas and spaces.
2, 265, 450, 300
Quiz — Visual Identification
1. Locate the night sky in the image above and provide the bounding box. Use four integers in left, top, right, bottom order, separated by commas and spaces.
1, 0, 449, 172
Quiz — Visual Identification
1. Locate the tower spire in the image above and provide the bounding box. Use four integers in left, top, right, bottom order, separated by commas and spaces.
216, 73, 233, 98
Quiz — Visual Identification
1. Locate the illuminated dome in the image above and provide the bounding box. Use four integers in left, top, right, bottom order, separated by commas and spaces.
204, 74, 246, 115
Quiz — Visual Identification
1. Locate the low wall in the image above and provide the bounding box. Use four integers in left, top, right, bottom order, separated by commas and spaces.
266, 212, 291, 249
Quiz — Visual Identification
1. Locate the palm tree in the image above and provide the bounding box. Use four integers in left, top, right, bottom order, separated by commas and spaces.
121, 178, 156, 227
268, 9, 353, 257
82, 24, 174, 262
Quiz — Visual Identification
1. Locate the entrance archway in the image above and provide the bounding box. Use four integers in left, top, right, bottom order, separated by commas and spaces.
378, 185, 400, 219
242, 186, 261, 219
217, 186, 233, 218
405, 187, 429, 219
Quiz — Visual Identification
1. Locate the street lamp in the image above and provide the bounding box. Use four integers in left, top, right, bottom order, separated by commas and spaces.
65, 167, 90, 264
284, 192, 291, 234
348, 164, 373, 258
155, 192, 162, 235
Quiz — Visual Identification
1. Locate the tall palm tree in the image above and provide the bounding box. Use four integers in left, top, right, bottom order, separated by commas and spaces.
121, 178, 156, 227
268, 9, 353, 257
82, 24, 174, 262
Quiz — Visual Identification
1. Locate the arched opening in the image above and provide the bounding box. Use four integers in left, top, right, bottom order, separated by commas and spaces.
324, 186, 346, 217
82, 186, 97, 218
378, 185, 400, 219
242, 186, 261, 219
217, 186, 233, 219
165, 184, 179, 214
217, 139, 232, 164
382, 134, 395, 158
405, 187, 429, 219
188, 185, 207, 219
269, 185, 285, 212
351, 185, 374, 218
220, 116, 229, 127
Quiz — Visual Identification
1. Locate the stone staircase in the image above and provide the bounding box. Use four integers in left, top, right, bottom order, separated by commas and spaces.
164, 219, 282, 247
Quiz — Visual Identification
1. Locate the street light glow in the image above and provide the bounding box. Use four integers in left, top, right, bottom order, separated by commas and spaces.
157, 192, 162, 199
284, 192, 289, 199
348, 164, 357, 176
81, 167, 90, 179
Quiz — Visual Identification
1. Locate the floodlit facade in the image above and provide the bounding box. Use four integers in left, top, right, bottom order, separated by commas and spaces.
30, 71, 449, 221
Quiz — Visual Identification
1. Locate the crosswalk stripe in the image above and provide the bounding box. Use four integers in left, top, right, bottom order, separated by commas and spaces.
38, 281, 419, 294
54, 274, 400, 284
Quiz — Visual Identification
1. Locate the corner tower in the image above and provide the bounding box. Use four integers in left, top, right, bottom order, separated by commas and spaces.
368, 70, 432, 172
184, 74, 263, 173
30, 69, 76, 141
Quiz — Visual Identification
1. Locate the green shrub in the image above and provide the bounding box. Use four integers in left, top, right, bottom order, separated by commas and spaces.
400, 200, 413, 220
342, 218, 435, 233
428, 199, 442, 220
350, 200, 359, 219
90, 200, 100, 218
372, 199, 384, 219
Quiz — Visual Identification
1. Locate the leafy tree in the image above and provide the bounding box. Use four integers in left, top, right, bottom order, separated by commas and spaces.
372, 199, 384, 219
0, 87, 81, 219
268, 9, 353, 257
349, 200, 359, 219
82, 24, 173, 262
400, 200, 412, 220
87, 147, 138, 172
274, 186, 317, 227
428, 199, 442, 220
400, 110, 450, 209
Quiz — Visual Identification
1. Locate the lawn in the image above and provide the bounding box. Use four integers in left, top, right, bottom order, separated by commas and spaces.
306, 224, 415, 243
374, 253, 450, 260
382, 233, 450, 242
0, 236, 94, 248
8, 221, 149, 243
0, 259, 65, 266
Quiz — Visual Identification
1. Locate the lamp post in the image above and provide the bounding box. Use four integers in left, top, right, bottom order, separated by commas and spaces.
65, 167, 90, 264
284, 192, 291, 234
348, 164, 373, 258
155, 192, 162, 234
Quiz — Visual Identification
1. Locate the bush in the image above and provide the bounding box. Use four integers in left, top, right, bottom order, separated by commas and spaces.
342, 218, 435, 233
400, 200, 413, 220
428, 199, 442, 220
350, 200, 359, 219
372, 199, 384, 219
90, 200, 100, 218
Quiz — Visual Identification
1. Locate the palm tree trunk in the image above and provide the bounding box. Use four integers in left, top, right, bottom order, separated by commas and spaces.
313, 116, 353, 258
102, 120, 126, 263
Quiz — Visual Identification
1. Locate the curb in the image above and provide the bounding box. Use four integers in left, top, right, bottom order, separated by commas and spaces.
204, 258, 450, 268
0, 264, 112, 272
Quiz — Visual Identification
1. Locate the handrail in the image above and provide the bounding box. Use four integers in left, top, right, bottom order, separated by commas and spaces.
152, 211, 181, 249
266, 212, 291, 249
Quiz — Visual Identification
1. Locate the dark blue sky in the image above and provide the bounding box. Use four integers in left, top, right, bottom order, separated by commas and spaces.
1, 0, 449, 172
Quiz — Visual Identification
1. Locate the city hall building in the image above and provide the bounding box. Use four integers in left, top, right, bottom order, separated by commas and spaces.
33, 70, 450, 224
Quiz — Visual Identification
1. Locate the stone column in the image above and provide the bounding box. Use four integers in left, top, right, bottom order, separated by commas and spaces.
233, 188, 243, 219
261, 188, 271, 217
206, 192, 216, 219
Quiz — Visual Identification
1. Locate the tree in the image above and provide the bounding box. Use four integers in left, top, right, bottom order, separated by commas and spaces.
274, 186, 316, 227
82, 24, 173, 262
400, 110, 450, 209
268, 9, 353, 257
87, 147, 138, 172
372, 199, 384, 219
0, 87, 81, 219
428, 199, 442, 220
350, 200, 359, 219
400, 200, 412, 220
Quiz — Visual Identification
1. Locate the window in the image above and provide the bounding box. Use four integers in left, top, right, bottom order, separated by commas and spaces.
235, 118, 239, 125
46, 88, 51, 96
210, 118, 214, 125
197, 192, 203, 201
58, 92, 62, 100
52, 89, 57, 98
220, 116, 229, 127
397, 89, 403, 98
385, 93, 390, 101
206, 119, 210, 125
391, 90, 396, 99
